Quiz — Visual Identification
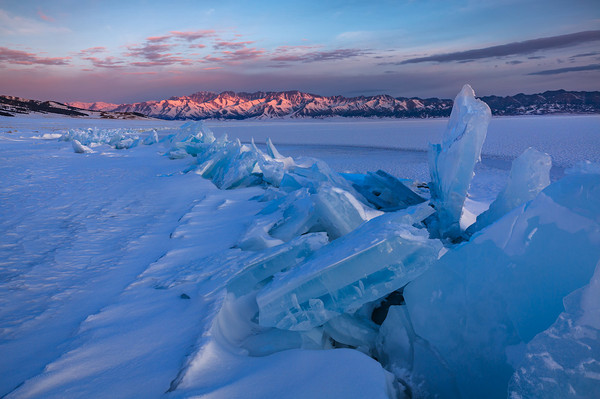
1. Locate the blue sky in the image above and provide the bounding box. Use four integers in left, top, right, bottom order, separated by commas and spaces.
1, 0, 599, 102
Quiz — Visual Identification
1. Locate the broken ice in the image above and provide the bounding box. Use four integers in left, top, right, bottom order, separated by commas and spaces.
256, 204, 441, 331
227, 232, 329, 297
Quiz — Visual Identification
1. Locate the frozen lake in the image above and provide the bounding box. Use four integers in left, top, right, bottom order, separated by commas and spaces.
3, 114, 598, 181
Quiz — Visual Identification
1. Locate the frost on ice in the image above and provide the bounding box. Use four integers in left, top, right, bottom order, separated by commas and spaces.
428, 84, 491, 240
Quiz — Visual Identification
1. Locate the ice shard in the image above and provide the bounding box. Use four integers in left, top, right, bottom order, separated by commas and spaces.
72, 139, 92, 154
227, 232, 329, 297
466, 147, 551, 235
256, 204, 441, 331
142, 130, 159, 145
428, 84, 491, 239
398, 169, 600, 398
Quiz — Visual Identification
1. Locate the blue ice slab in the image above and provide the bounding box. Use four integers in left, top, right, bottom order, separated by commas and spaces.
257, 204, 440, 331
227, 232, 328, 297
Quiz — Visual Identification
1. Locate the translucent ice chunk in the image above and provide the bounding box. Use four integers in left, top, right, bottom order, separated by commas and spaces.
227, 232, 329, 297
428, 84, 491, 239
466, 147, 551, 235
324, 313, 379, 353
400, 171, 600, 398
311, 185, 371, 240
142, 130, 159, 145
267, 188, 319, 242
262, 184, 373, 243
256, 206, 441, 331
508, 260, 600, 398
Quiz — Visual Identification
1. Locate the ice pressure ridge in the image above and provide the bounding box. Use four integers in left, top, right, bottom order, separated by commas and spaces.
163, 86, 599, 398
58, 84, 600, 398
60, 127, 160, 151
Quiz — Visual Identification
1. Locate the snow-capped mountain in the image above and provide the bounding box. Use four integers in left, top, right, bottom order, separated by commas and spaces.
67, 89, 600, 120
68, 90, 454, 120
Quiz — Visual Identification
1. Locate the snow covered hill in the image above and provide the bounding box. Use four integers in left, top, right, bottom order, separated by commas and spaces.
67, 89, 600, 120
0, 95, 152, 120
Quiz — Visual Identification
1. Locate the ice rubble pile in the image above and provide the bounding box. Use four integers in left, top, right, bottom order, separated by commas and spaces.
59, 127, 159, 151
164, 85, 598, 398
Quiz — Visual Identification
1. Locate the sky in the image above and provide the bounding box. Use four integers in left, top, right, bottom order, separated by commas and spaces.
1, 0, 599, 103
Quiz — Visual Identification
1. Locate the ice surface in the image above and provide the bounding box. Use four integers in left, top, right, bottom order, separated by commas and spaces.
346, 170, 426, 211
257, 204, 441, 331
428, 84, 491, 239
466, 147, 551, 234
508, 260, 600, 399
399, 170, 600, 398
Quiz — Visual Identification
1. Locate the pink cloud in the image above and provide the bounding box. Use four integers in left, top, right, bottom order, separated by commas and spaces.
0, 47, 70, 65
170, 30, 216, 41
79, 47, 107, 55
125, 43, 194, 66
214, 40, 255, 49
221, 47, 265, 61
147, 35, 171, 43
37, 10, 55, 22
146, 29, 216, 43
82, 56, 125, 69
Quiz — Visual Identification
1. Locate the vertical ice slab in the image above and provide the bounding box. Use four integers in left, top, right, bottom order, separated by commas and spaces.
256, 204, 441, 331
428, 84, 491, 239
466, 147, 551, 235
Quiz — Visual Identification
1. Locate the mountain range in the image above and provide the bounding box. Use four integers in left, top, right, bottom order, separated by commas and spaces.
2, 90, 599, 120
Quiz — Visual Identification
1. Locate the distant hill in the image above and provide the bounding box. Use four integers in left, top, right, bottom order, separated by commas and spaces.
67, 89, 600, 120
0, 95, 152, 119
